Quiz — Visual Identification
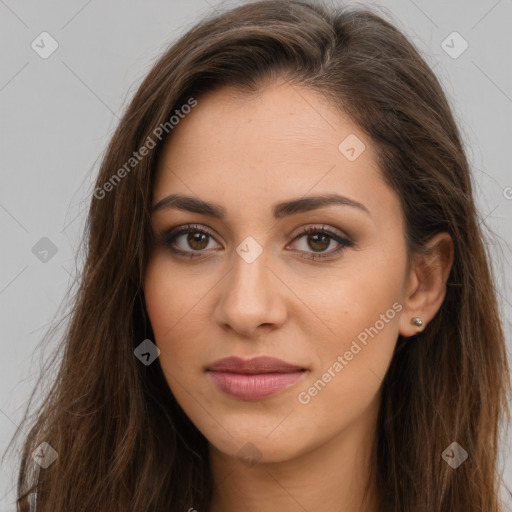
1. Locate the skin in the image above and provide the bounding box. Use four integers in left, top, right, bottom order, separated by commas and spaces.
144, 77, 454, 512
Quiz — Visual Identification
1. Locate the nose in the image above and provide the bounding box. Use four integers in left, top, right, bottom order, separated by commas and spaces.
213, 247, 288, 338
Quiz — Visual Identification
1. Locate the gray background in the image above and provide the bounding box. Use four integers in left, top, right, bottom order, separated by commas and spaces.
1, 0, 511, 509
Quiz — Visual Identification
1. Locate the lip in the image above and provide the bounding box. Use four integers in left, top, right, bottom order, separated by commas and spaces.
207, 356, 305, 374
206, 356, 307, 400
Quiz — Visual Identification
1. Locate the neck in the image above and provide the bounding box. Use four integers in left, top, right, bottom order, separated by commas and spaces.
208, 403, 380, 512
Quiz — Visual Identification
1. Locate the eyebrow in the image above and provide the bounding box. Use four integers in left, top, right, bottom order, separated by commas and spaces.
151, 193, 370, 219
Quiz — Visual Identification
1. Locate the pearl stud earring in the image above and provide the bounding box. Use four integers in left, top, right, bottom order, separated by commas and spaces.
411, 317, 423, 327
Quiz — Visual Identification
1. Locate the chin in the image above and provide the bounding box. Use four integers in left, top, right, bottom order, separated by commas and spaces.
206, 423, 314, 465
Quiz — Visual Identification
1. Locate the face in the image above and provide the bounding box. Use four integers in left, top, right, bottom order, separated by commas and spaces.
144, 79, 411, 464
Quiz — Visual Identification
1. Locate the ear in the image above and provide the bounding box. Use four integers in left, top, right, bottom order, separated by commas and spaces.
399, 232, 454, 338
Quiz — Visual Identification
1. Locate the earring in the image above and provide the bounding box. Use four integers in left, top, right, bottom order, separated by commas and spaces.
410, 317, 423, 327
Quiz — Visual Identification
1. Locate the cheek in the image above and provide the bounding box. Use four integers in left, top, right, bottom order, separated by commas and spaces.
293, 299, 401, 445
293, 247, 405, 349
144, 259, 178, 339
295, 243, 405, 407
144, 256, 208, 366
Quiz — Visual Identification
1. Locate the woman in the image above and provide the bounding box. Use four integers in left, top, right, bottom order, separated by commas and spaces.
10, 0, 511, 510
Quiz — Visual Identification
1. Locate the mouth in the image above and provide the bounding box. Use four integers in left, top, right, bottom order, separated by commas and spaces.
206, 356, 308, 400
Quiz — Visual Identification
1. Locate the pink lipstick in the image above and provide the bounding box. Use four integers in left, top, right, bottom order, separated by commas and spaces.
206, 356, 307, 400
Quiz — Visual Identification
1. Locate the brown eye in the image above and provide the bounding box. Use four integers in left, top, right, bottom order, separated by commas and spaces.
288, 225, 353, 261
160, 224, 221, 257
159, 223, 353, 261
186, 231, 210, 251
305, 232, 331, 252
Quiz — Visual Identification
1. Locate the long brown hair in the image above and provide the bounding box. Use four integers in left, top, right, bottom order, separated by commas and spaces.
7, 1, 510, 510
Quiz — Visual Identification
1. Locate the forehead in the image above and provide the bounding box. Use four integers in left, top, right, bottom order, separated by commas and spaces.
153, 80, 393, 222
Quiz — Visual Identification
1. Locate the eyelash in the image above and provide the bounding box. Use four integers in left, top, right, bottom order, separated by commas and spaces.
158, 223, 354, 261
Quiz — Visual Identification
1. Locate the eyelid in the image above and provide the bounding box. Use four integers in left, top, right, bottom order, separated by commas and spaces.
158, 223, 353, 260
156, 224, 221, 253
286, 225, 353, 260
289, 223, 349, 242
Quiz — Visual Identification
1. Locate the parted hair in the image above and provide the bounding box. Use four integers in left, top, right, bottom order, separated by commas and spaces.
8, 1, 510, 511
